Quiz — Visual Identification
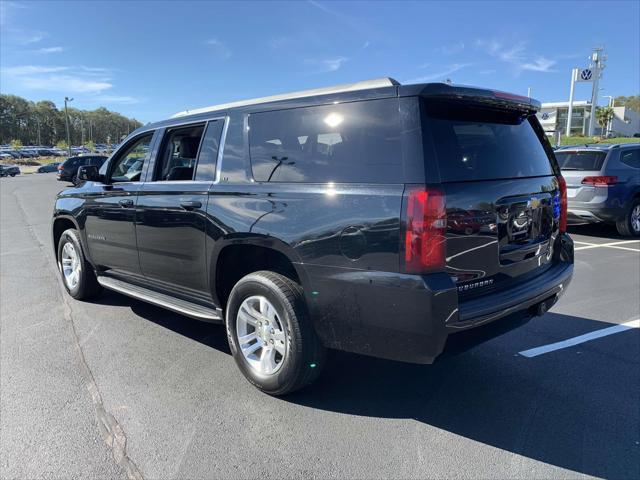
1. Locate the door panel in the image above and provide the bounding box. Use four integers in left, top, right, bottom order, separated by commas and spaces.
135, 182, 210, 300
84, 183, 142, 276
83, 131, 158, 278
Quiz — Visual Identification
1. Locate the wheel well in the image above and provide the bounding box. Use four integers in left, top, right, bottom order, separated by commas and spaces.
52, 218, 76, 254
215, 244, 300, 309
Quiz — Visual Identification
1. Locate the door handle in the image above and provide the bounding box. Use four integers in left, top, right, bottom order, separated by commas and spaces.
119, 199, 134, 208
180, 201, 202, 210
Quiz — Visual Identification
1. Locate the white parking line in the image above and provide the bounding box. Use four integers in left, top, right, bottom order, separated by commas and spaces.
519, 319, 640, 358
574, 240, 640, 252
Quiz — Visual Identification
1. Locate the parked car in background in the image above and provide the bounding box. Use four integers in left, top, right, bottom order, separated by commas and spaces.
51, 78, 574, 395
0, 164, 20, 177
556, 143, 640, 236
37, 162, 61, 173
57, 155, 108, 184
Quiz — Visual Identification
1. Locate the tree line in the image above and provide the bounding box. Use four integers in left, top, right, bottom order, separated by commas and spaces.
0, 94, 143, 146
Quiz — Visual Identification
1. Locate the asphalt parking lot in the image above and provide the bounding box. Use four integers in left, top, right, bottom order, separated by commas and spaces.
1, 173, 639, 480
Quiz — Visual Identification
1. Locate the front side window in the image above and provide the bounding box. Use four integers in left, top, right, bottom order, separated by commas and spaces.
249, 98, 402, 183
110, 134, 153, 183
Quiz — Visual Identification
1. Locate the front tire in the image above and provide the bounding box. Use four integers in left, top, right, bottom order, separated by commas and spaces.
616, 199, 640, 237
226, 271, 325, 396
57, 228, 103, 299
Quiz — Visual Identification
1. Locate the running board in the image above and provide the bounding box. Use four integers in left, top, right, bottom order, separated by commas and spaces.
97, 276, 223, 322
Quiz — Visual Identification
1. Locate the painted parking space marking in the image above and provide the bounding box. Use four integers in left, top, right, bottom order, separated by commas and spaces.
574, 240, 640, 252
519, 319, 640, 358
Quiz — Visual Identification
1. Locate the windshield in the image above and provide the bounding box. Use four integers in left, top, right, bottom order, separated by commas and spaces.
555, 151, 606, 171
423, 101, 554, 182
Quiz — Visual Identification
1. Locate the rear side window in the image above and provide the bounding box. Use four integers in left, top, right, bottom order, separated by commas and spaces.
195, 120, 224, 181
555, 151, 607, 171
620, 149, 640, 169
423, 101, 553, 182
249, 98, 402, 183
155, 124, 204, 181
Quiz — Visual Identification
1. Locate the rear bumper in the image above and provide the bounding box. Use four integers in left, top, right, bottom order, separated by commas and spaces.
567, 187, 628, 224
567, 205, 625, 224
303, 235, 574, 364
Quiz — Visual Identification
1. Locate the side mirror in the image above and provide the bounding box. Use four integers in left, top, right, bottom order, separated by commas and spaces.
77, 164, 99, 182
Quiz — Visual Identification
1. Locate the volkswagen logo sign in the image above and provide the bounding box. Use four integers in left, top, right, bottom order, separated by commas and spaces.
580, 69, 592, 81
541, 112, 550, 120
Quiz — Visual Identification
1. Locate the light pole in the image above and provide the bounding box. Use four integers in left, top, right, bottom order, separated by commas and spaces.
601, 95, 614, 107
64, 96, 73, 156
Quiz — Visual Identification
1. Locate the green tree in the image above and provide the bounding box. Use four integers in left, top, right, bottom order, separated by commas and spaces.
0, 94, 143, 145
56, 140, 68, 151
596, 106, 614, 135
85, 140, 95, 152
614, 95, 640, 113
10, 139, 23, 150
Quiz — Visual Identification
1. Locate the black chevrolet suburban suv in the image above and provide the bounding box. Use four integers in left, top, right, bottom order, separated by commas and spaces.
52, 78, 574, 395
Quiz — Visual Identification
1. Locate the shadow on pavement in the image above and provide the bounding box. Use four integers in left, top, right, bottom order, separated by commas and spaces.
92, 291, 640, 478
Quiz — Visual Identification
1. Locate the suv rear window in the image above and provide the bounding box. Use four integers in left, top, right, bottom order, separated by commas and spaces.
555, 151, 607, 171
249, 98, 402, 183
423, 101, 554, 182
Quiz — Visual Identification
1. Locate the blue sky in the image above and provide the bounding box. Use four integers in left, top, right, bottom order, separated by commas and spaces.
1, 0, 638, 123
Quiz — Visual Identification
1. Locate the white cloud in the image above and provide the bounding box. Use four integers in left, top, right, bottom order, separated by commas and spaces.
2, 65, 69, 75
205, 38, 231, 59
474, 38, 557, 74
22, 75, 112, 93
520, 57, 556, 72
269, 36, 290, 49
304, 56, 348, 73
36, 46, 64, 54
2, 64, 114, 94
92, 95, 141, 105
405, 63, 471, 83
435, 41, 465, 55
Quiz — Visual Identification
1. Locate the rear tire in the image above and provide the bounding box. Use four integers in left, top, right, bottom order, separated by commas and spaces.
57, 228, 103, 299
616, 199, 640, 237
226, 271, 325, 396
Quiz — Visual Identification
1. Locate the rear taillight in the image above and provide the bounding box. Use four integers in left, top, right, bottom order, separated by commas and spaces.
402, 186, 447, 273
581, 175, 618, 186
557, 176, 568, 233
57, 165, 63, 170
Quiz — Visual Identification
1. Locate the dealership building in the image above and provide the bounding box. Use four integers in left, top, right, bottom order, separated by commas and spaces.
537, 101, 640, 137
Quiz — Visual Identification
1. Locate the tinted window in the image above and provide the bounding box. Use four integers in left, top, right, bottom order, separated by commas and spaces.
155, 124, 204, 181
249, 98, 402, 183
110, 134, 153, 183
64, 158, 80, 167
620, 149, 640, 169
555, 151, 607, 171
195, 120, 224, 181
423, 101, 553, 182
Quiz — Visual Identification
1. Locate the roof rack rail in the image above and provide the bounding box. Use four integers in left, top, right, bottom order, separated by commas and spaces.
171, 77, 400, 118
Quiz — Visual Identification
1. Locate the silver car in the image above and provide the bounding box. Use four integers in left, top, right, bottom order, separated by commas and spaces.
556, 143, 640, 236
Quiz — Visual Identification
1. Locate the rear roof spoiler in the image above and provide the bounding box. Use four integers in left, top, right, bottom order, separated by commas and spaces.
407, 83, 541, 114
